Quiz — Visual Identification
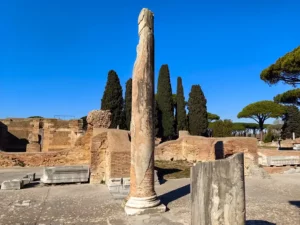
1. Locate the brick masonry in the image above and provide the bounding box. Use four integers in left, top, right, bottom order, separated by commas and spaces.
0, 118, 83, 152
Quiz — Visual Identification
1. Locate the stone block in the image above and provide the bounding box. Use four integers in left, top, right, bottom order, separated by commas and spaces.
87, 110, 112, 129
107, 178, 122, 193
1, 179, 23, 190
120, 185, 130, 194
15, 200, 31, 207
267, 156, 300, 166
24, 173, 36, 181
122, 177, 130, 185
28, 173, 36, 181
22, 178, 31, 185
40, 165, 90, 184
191, 153, 245, 225
293, 144, 300, 150
26, 143, 41, 152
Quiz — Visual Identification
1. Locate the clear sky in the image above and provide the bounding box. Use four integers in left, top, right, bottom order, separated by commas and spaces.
0, 0, 299, 122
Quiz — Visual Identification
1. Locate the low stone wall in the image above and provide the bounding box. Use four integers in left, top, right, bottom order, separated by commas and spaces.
0, 129, 92, 168
155, 136, 258, 162
0, 149, 89, 168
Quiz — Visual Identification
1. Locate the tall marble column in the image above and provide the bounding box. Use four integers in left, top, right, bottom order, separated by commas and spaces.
125, 8, 165, 215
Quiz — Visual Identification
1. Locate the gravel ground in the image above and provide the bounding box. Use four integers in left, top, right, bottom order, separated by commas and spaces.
0, 168, 299, 225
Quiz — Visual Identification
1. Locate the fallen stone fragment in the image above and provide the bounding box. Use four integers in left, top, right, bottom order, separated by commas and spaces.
15, 200, 31, 207
1, 179, 23, 190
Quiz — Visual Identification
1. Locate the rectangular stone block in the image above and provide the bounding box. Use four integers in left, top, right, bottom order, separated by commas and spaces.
191, 153, 245, 225
293, 144, 300, 150
1, 179, 23, 190
122, 177, 130, 185
120, 186, 130, 195
267, 156, 300, 166
24, 173, 36, 181
22, 178, 31, 185
107, 178, 122, 193
40, 165, 90, 184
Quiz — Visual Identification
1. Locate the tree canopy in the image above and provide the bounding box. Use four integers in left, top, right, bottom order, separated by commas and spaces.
101, 70, 123, 128
281, 105, 300, 139
260, 46, 300, 86
207, 112, 220, 122
237, 100, 286, 134
176, 77, 187, 131
124, 78, 132, 130
274, 88, 300, 106
156, 64, 174, 139
188, 85, 208, 136
209, 119, 233, 137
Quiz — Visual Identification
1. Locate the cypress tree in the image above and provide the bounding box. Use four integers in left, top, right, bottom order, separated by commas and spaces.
172, 94, 177, 133
188, 85, 208, 136
119, 108, 127, 130
281, 105, 300, 139
176, 77, 187, 131
156, 64, 174, 140
154, 99, 161, 137
101, 70, 123, 128
124, 78, 132, 130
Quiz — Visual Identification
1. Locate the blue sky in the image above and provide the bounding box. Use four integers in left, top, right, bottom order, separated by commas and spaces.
0, 0, 299, 122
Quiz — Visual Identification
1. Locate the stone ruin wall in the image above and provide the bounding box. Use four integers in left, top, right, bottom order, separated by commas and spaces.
41, 119, 84, 152
0, 119, 33, 151
89, 130, 258, 183
0, 116, 258, 184
0, 118, 84, 152
90, 128, 131, 183
155, 136, 258, 162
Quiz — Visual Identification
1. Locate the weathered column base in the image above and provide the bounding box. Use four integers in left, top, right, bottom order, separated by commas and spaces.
125, 195, 166, 216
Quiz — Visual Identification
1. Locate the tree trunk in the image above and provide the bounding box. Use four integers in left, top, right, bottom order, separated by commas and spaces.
259, 120, 264, 141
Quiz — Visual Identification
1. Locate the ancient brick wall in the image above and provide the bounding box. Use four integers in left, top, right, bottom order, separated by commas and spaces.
0, 119, 39, 151
155, 136, 258, 162
110, 151, 131, 178
0, 118, 83, 152
41, 119, 83, 152
90, 129, 131, 183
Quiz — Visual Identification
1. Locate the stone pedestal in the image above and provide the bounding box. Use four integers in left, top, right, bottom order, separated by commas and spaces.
124, 8, 166, 215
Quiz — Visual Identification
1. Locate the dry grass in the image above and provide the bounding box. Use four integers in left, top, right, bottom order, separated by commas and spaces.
155, 160, 193, 179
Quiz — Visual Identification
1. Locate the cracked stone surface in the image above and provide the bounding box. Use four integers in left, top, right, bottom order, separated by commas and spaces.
0, 167, 299, 224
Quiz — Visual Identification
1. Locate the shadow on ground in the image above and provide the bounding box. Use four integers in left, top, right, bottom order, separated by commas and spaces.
289, 201, 300, 208
155, 167, 182, 181
246, 221, 276, 225
159, 184, 190, 207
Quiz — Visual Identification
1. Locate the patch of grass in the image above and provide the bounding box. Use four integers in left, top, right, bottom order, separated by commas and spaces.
155, 160, 192, 179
